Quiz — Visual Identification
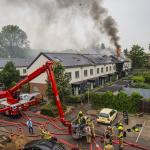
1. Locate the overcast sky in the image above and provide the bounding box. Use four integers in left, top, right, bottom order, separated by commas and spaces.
0, 0, 149, 52
104, 0, 150, 51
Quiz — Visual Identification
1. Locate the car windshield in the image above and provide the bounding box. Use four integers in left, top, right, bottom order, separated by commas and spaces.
99, 113, 109, 118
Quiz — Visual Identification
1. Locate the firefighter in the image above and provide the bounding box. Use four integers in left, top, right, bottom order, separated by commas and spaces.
39, 126, 52, 141
77, 111, 84, 124
104, 143, 114, 150
117, 123, 124, 150
123, 111, 128, 125
85, 123, 92, 144
86, 118, 95, 139
104, 126, 114, 144
103, 133, 114, 150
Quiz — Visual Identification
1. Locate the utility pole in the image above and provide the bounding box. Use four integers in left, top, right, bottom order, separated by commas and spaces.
88, 87, 90, 105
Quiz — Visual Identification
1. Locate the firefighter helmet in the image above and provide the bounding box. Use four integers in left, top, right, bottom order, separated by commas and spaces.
78, 111, 83, 117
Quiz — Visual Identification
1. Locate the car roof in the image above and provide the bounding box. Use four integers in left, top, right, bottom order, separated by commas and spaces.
100, 108, 114, 114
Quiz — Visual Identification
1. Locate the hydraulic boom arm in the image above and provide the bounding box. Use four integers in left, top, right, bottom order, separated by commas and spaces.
0, 61, 71, 131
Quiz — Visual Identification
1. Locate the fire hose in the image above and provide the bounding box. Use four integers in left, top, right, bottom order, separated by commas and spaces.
95, 134, 149, 150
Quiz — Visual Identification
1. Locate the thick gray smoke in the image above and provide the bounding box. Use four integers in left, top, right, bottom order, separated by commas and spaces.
0, 0, 120, 51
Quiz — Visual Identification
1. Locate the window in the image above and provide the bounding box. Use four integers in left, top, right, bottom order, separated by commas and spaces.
23, 69, 27, 74
97, 68, 99, 74
75, 71, 79, 79
33, 86, 39, 92
110, 110, 116, 117
99, 113, 109, 118
101, 67, 103, 73
90, 69, 93, 75
66, 72, 72, 80
106, 66, 108, 72
109, 66, 111, 71
113, 65, 116, 71
84, 70, 88, 77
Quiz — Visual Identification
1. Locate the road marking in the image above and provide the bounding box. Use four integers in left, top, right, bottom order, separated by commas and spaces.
136, 121, 146, 143
118, 117, 123, 123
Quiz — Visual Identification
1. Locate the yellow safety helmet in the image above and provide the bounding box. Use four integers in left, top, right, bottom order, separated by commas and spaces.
78, 111, 83, 116
118, 126, 123, 131
118, 122, 123, 126
134, 127, 140, 132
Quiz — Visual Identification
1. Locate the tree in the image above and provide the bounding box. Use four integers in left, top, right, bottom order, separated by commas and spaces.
0, 62, 20, 88
129, 45, 147, 68
0, 25, 30, 58
46, 62, 72, 101
124, 48, 128, 56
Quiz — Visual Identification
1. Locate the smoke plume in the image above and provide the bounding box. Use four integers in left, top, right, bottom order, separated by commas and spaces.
0, 0, 120, 51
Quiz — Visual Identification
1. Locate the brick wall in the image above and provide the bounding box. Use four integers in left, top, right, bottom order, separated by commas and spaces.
30, 83, 47, 97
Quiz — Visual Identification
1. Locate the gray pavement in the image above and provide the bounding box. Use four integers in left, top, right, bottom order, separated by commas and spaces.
0, 109, 150, 150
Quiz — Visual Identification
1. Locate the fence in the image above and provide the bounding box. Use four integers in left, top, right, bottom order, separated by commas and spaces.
139, 100, 150, 113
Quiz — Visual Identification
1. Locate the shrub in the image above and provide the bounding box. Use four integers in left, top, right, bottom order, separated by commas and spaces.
85, 91, 142, 113
111, 75, 117, 82
132, 82, 150, 89
101, 91, 114, 108
129, 92, 142, 113
64, 95, 84, 104
41, 102, 66, 117
131, 76, 145, 83
144, 76, 150, 84
113, 91, 129, 111
41, 102, 55, 117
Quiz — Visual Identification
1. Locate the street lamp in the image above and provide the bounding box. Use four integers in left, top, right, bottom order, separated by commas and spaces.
87, 82, 91, 105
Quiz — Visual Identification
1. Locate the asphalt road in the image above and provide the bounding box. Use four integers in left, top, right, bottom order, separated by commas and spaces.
0, 108, 150, 150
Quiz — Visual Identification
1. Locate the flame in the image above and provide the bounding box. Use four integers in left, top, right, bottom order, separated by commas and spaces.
116, 48, 121, 58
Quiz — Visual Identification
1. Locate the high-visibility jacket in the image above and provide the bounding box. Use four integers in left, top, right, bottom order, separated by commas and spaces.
39, 128, 52, 140
118, 131, 124, 139
85, 126, 92, 136
104, 144, 114, 150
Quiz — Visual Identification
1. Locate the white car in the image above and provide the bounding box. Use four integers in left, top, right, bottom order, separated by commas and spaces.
97, 108, 117, 124
19, 93, 40, 101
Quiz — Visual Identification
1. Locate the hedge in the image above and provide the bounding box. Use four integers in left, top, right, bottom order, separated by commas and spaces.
87, 91, 142, 113
132, 82, 150, 89
41, 102, 66, 117
131, 76, 145, 83
144, 76, 150, 84
64, 94, 88, 104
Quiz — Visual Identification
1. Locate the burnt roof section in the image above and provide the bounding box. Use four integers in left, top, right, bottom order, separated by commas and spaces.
82, 54, 114, 64
28, 51, 131, 69
43, 52, 94, 67
0, 58, 33, 68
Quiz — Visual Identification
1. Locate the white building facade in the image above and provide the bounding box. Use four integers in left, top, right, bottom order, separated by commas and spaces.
27, 52, 131, 96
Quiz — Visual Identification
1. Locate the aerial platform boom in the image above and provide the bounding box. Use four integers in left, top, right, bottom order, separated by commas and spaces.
0, 61, 71, 131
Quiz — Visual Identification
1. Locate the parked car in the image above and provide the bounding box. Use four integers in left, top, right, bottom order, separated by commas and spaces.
19, 92, 41, 101
97, 108, 117, 124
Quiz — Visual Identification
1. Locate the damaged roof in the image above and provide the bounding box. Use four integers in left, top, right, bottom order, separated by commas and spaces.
28, 51, 131, 68
82, 54, 114, 64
